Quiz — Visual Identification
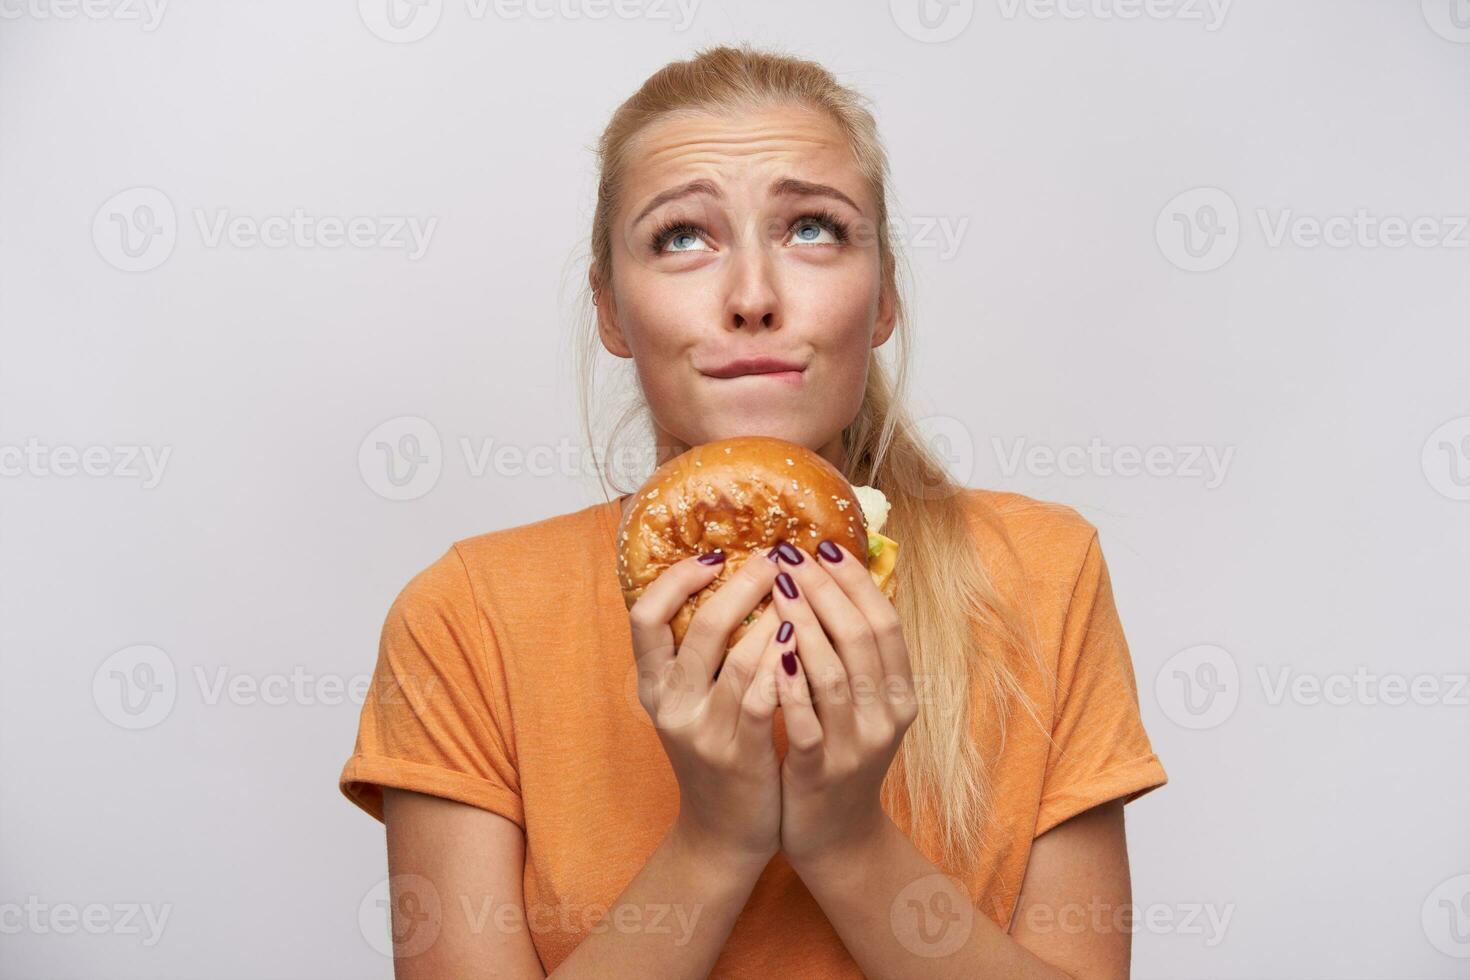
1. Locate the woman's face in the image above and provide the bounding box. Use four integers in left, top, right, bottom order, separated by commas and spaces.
595, 104, 895, 468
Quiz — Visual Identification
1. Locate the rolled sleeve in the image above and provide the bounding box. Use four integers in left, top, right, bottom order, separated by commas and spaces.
1034, 533, 1167, 838
339, 544, 524, 829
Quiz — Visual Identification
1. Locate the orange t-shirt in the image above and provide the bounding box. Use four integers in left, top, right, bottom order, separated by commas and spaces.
339, 487, 1168, 976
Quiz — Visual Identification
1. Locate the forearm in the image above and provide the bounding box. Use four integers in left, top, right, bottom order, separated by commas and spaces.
548, 825, 766, 980
792, 816, 1070, 980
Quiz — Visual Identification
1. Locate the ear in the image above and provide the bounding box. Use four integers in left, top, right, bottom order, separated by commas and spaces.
591, 267, 632, 358
872, 281, 897, 349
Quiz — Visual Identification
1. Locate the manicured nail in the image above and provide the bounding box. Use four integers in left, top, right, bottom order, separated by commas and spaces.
817, 539, 843, 563
697, 550, 725, 565
775, 571, 798, 599
781, 651, 798, 676
767, 541, 784, 563
777, 620, 794, 643
775, 541, 805, 565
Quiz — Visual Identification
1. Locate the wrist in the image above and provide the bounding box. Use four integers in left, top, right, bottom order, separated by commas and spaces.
668, 818, 775, 883
787, 810, 897, 884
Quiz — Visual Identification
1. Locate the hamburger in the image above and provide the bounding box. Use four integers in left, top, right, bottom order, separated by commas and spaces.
614, 435, 900, 649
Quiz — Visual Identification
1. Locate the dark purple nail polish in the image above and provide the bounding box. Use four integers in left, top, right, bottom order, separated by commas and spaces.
697, 550, 726, 565
817, 539, 843, 563
775, 571, 798, 600
767, 541, 784, 563
777, 620, 794, 643
775, 541, 805, 565
781, 651, 798, 676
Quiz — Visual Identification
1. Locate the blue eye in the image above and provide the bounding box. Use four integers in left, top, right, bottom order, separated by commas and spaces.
787, 210, 849, 246
650, 221, 710, 254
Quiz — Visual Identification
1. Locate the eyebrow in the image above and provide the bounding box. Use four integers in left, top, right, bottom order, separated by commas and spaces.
631, 176, 864, 226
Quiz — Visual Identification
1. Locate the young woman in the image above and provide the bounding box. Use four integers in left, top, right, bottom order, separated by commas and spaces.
340, 43, 1168, 979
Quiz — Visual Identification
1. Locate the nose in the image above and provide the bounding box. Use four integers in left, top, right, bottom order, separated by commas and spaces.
724, 246, 780, 331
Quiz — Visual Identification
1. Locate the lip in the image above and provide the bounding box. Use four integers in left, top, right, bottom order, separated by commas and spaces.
701, 356, 807, 380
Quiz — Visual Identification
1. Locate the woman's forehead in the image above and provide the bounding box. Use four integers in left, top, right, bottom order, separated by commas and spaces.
620, 106, 866, 207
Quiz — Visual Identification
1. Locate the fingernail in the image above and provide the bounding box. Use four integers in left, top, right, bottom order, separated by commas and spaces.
817, 539, 843, 562
767, 541, 784, 563
775, 571, 798, 600
777, 620, 794, 643
775, 541, 805, 565
781, 651, 798, 676
697, 550, 725, 565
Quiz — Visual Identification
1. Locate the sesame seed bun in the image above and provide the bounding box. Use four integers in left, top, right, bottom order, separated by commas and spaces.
615, 435, 871, 649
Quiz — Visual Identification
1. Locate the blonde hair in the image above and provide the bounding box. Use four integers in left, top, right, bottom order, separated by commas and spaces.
573, 43, 1047, 874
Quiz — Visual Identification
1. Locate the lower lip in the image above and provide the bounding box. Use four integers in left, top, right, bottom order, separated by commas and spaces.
712, 370, 805, 385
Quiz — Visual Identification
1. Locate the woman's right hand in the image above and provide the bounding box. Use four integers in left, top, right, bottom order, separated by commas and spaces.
628, 547, 788, 872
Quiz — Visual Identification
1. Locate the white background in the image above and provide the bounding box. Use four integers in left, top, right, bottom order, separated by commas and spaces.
2, 0, 1468, 977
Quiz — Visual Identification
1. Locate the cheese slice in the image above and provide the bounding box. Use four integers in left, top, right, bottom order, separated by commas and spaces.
867, 531, 899, 598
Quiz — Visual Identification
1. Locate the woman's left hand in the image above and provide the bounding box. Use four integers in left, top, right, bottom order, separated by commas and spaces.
767, 537, 919, 871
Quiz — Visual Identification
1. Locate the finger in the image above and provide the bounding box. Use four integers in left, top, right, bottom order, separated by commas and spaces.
776, 647, 823, 775
678, 546, 783, 685
734, 617, 788, 755
770, 563, 855, 739
774, 543, 885, 691
628, 552, 731, 676
707, 600, 783, 737
813, 538, 913, 693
